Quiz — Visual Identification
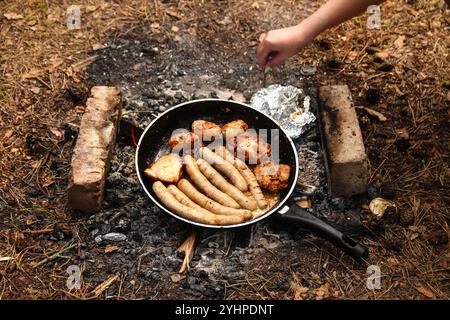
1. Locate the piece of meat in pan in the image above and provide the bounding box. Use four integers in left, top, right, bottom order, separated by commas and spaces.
233, 131, 271, 164
144, 153, 183, 183
192, 120, 222, 141
169, 129, 199, 152
253, 163, 291, 193
222, 119, 248, 141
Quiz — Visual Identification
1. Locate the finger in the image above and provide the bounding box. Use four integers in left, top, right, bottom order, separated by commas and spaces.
256, 32, 267, 58
259, 32, 267, 42
256, 42, 270, 69
256, 32, 270, 69
256, 50, 267, 69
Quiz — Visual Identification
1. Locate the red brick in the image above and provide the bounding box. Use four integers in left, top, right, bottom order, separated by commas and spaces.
67, 86, 122, 213
318, 85, 368, 197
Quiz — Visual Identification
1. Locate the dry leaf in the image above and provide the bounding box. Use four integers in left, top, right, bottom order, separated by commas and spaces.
375, 50, 390, 59
22, 69, 43, 80
171, 25, 179, 33
4, 13, 24, 20
150, 22, 160, 30
347, 51, 358, 61
49, 127, 63, 138
369, 198, 396, 217
178, 231, 198, 273
170, 273, 186, 283
315, 283, 330, 300
92, 43, 107, 51
415, 285, 434, 298
357, 106, 387, 121
394, 35, 405, 49
104, 244, 119, 254
293, 284, 309, 300
30, 87, 41, 94
387, 257, 399, 266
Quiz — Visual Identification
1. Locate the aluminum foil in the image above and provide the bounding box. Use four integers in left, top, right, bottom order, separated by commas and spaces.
250, 84, 316, 139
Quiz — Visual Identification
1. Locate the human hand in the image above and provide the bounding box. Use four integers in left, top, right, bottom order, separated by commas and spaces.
256, 25, 314, 69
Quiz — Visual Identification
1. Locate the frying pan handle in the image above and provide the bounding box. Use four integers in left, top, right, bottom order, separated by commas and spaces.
277, 204, 368, 261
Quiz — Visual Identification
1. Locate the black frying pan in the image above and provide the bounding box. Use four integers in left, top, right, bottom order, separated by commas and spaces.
135, 99, 368, 260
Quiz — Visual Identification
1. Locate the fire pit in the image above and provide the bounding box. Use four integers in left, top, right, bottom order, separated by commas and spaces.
68, 35, 370, 299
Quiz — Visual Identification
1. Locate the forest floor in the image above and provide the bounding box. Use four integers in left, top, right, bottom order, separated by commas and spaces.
0, 0, 448, 299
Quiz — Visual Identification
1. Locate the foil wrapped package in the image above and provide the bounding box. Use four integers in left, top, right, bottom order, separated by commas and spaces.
250, 84, 316, 139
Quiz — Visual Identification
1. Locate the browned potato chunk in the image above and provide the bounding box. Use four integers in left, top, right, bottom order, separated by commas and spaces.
144, 154, 183, 183
222, 119, 248, 141
169, 130, 199, 150
253, 163, 291, 193
192, 120, 222, 141
234, 132, 271, 164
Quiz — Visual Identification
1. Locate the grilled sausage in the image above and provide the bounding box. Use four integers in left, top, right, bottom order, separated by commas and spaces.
199, 147, 248, 192
197, 158, 257, 210
152, 181, 245, 225
184, 155, 240, 208
167, 184, 203, 210
216, 146, 268, 209
177, 179, 252, 220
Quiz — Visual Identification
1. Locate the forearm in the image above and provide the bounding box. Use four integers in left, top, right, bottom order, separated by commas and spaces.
256, 0, 386, 67
299, 0, 386, 40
